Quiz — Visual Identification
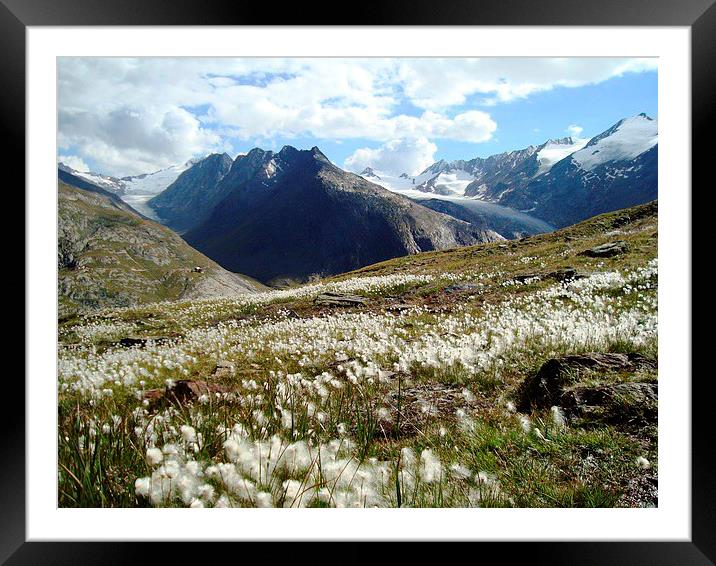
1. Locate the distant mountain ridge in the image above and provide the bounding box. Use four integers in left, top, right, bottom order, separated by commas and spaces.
501, 115, 658, 227
359, 114, 657, 228
148, 153, 233, 233
182, 146, 503, 284
58, 172, 263, 316
58, 159, 198, 198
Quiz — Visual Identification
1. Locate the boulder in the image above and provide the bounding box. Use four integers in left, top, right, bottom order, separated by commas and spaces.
211, 360, 236, 379
513, 273, 541, 283
579, 241, 629, 258
513, 267, 588, 284
518, 352, 656, 411
444, 283, 481, 293
561, 382, 657, 425
118, 335, 172, 348
165, 380, 233, 404
314, 292, 368, 307
546, 267, 586, 281
386, 303, 414, 312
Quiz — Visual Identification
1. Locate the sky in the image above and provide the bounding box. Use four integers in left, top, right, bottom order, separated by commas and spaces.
57, 57, 657, 178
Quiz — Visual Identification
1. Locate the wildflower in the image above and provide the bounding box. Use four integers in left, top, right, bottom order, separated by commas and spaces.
146, 447, 163, 466
550, 406, 566, 428
135, 477, 151, 497
420, 449, 442, 483
462, 388, 476, 403
636, 456, 651, 469
255, 492, 273, 508
450, 463, 472, 480
180, 425, 197, 444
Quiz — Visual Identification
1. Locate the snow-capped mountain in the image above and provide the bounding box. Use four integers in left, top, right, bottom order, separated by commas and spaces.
148, 153, 234, 233
534, 137, 589, 176
569, 113, 657, 172
58, 163, 128, 195
358, 114, 657, 228
359, 167, 381, 180
58, 158, 204, 221
359, 137, 587, 200
501, 114, 658, 227
58, 159, 199, 197
120, 159, 199, 195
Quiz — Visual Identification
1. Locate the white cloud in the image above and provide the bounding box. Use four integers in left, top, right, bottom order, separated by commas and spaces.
57, 57, 655, 175
397, 58, 658, 109
58, 154, 89, 172
344, 137, 438, 176
58, 105, 225, 176
567, 124, 584, 137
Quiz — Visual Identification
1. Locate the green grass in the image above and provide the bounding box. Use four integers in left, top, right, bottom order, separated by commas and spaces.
57, 201, 658, 508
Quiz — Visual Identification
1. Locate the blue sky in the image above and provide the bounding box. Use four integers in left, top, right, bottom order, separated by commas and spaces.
57, 58, 657, 177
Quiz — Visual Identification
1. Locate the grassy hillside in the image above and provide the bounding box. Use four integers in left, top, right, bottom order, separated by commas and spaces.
58, 201, 657, 508
58, 182, 264, 318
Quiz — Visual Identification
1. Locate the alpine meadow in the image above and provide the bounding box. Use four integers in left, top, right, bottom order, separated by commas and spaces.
57, 57, 659, 509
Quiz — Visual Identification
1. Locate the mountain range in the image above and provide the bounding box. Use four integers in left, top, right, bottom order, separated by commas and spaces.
58, 159, 198, 197
58, 172, 262, 317
58, 112, 657, 290
179, 146, 502, 284
364, 113, 657, 228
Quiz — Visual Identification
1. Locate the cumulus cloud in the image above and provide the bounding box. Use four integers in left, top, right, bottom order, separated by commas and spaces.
397, 58, 658, 109
58, 105, 225, 176
58, 57, 655, 175
58, 154, 89, 172
344, 137, 438, 176
567, 124, 584, 137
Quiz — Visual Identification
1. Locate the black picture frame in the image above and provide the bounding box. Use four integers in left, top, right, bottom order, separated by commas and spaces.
8, 0, 709, 563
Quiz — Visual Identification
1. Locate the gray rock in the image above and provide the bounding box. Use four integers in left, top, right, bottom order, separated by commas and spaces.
386, 303, 414, 312
444, 283, 481, 293
211, 360, 236, 379
513, 273, 542, 283
513, 267, 587, 284
118, 335, 170, 348
165, 380, 233, 404
579, 240, 630, 258
314, 292, 368, 307
518, 352, 656, 411
561, 382, 657, 425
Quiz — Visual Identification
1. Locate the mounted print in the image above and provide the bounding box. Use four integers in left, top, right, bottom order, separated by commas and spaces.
56, 56, 660, 510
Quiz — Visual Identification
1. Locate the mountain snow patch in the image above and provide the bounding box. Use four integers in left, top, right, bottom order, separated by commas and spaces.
571, 115, 657, 172
535, 138, 588, 176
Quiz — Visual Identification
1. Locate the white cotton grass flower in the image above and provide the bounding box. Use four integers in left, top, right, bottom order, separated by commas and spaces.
461, 388, 476, 403
550, 406, 566, 428
636, 456, 651, 469
450, 463, 472, 480
135, 477, 151, 497
533, 428, 549, 442
255, 492, 274, 508
180, 425, 197, 444
419, 449, 442, 483
505, 401, 517, 413
146, 447, 163, 466
519, 415, 532, 432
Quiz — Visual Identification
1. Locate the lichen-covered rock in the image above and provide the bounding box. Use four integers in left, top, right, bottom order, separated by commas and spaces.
314, 292, 368, 307
518, 352, 656, 411
579, 241, 630, 258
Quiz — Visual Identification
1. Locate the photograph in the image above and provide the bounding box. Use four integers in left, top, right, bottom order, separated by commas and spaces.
56, 56, 661, 510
